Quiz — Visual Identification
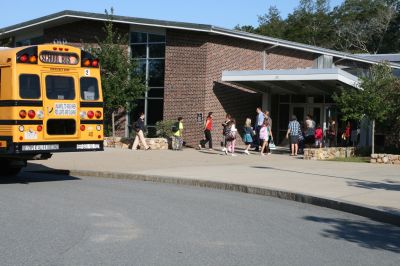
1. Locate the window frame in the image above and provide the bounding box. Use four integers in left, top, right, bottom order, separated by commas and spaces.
80, 77, 100, 101
45, 75, 76, 100
19, 74, 41, 100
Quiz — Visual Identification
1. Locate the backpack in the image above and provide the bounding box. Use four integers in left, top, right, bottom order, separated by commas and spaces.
171, 122, 180, 133
225, 126, 236, 141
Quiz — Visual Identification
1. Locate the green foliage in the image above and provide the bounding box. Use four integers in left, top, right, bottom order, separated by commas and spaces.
91, 8, 145, 128
333, 63, 400, 123
155, 120, 175, 138
240, 0, 400, 53
257, 6, 286, 39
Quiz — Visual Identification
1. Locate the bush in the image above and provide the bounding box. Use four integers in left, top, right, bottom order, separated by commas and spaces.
155, 120, 175, 138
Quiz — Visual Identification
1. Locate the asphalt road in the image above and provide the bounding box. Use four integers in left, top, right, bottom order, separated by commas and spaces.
0, 172, 399, 266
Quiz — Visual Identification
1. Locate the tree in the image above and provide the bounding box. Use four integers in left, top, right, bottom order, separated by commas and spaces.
283, 0, 335, 47
333, 0, 398, 53
92, 8, 145, 136
234, 24, 256, 33
333, 63, 400, 154
257, 6, 286, 38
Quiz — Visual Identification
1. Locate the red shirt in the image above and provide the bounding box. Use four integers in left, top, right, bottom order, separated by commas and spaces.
205, 117, 212, 130
345, 126, 351, 138
315, 128, 323, 139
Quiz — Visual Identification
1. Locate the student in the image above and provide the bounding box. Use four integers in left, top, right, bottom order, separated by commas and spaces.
259, 120, 271, 156
243, 118, 254, 155
172, 117, 184, 150
199, 112, 213, 150
286, 115, 301, 156
221, 114, 231, 152
314, 124, 323, 148
132, 112, 150, 150
304, 114, 316, 148
254, 107, 265, 152
224, 119, 237, 156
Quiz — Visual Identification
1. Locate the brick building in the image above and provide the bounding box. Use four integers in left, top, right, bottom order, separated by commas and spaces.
1, 10, 400, 147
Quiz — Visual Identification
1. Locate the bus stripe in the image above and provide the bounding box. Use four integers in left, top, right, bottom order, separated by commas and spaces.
0, 120, 43, 125
0, 100, 43, 107
80, 102, 104, 107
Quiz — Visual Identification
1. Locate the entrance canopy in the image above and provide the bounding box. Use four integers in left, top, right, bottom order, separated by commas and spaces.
221, 68, 360, 95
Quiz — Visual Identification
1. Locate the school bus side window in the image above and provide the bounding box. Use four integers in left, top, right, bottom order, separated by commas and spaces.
19, 74, 41, 99
80, 77, 99, 100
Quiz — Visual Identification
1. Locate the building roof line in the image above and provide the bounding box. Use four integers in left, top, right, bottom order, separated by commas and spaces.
1, 10, 400, 69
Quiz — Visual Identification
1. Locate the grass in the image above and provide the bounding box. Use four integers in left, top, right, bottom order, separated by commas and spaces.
327, 157, 370, 163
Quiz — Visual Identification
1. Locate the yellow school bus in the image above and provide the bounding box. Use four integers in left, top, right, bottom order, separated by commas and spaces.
0, 44, 104, 175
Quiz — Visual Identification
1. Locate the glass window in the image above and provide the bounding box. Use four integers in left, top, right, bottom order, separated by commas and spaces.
46, 76, 75, 100
148, 59, 165, 87
131, 44, 147, 58
149, 34, 165, 43
19, 74, 40, 99
133, 59, 147, 80
80, 77, 99, 100
292, 95, 306, 103
148, 88, 164, 98
147, 99, 164, 125
149, 43, 165, 58
130, 32, 147, 43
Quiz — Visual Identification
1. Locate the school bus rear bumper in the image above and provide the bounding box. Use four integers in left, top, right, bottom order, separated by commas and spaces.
0, 139, 103, 155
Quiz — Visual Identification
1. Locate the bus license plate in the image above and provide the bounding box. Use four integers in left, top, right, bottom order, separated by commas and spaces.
76, 144, 100, 150
22, 144, 60, 151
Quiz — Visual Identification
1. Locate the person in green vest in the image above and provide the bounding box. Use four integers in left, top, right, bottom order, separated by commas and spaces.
172, 117, 184, 150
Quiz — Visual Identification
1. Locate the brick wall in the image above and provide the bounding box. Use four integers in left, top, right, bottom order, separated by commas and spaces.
43, 20, 129, 47
164, 30, 208, 146
164, 29, 319, 147
265, 47, 315, 69
204, 34, 264, 147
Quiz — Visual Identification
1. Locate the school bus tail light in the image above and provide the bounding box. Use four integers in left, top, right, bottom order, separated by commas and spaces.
82, 59, 91, 67
28, 110, 36, 119
87, 111, 94, 119
91, 59, 99, 68
19, 110, 27, 119
37, 125, 43, 132
17, 46, 38, 64
80, 125, 86, 131
95, 111, 102, 119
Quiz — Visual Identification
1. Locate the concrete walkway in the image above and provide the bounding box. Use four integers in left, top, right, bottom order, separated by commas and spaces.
26, 147, 400, 221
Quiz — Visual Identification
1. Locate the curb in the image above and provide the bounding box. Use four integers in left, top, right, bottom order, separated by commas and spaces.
32, 169, 400, 227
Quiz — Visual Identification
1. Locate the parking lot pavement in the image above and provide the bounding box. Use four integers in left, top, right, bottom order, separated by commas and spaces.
26, 147, 400, 215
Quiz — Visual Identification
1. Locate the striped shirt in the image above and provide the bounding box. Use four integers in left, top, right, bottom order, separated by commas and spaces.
288, 120, 301, 136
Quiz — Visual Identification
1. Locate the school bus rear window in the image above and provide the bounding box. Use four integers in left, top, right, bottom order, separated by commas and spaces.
19, 74, 40, 99
80, 77, 99, 100
46, 76, 75, 100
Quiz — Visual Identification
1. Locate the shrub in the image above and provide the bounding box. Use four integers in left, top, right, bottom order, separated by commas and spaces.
155, 120, 175, 138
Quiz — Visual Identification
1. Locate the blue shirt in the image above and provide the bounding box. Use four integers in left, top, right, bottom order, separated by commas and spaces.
288, 120, 301, 136
257, 112, 265, 126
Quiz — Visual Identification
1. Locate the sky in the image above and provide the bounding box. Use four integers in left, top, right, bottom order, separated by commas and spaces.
1, 0, 344, 29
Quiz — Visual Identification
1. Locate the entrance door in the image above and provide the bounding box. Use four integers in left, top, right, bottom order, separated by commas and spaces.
291, 104, 323, 126
42, 73, 79, 140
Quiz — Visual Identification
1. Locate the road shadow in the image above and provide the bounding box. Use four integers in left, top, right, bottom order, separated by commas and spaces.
347, 179, 400, 192
0, 163, 80, 184
304, 216, 400, 253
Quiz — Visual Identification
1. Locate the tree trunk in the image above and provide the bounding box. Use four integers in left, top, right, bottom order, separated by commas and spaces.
112, 111, 115, 139
371, 119, 375, 155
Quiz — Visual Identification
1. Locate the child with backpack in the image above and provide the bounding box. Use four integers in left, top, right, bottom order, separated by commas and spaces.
172, 117, 184, 150
224, 119, 237, 156
259, 120, 271, 156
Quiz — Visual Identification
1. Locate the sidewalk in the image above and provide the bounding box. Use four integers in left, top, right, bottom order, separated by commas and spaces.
26, 147, 400, 222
